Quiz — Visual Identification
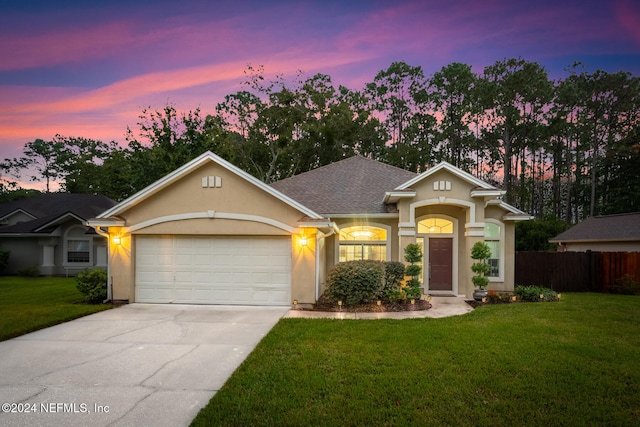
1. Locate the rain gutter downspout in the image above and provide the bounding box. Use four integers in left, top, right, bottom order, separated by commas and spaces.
315, 222, 338, 301
94, 226, 112, 303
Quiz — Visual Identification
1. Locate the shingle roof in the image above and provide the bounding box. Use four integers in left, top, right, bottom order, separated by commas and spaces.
0, 193, 117, 234
550, 212, 640, 242
270, 156, 417, 215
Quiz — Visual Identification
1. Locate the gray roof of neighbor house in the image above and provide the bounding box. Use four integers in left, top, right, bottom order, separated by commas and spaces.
0, 193, 117, 234
550, 212, 640, 243
270, 156, 418, 215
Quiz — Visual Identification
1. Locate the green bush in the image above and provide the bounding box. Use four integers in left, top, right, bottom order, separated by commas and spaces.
0, 248, 9, 274
326, 260, 385, 307
515, 285, 558, 302
75, 268, 108, 304
610, 275, 640, 295
382, 261, 405, 302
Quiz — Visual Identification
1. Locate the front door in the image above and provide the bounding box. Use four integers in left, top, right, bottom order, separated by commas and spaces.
429, 238, 453, 291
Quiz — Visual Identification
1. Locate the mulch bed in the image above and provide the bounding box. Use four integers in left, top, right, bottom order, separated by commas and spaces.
302, 295, 432, 312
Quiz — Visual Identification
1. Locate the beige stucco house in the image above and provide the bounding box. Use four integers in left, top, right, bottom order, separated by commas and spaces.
88, 152, 531, 305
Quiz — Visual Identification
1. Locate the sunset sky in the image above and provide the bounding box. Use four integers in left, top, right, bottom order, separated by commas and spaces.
1, 0, 639, 168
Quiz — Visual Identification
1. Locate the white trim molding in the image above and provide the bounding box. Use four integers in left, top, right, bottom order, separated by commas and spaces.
127, 211, 298, 234
409, 198, 477, 224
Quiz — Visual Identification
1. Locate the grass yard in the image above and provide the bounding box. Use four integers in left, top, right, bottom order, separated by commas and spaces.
193, 293, 640, 426
0, 276, 112, 341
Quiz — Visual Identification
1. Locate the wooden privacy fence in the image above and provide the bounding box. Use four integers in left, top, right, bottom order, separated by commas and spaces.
515, 251, 640, 292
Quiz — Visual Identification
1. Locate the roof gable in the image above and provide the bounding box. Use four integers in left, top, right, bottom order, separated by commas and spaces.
98, 151, 323, 220
395, 161, 495, 191
270, 156, 417, 215
551, 212, 640, 243
0, 193, 116, 234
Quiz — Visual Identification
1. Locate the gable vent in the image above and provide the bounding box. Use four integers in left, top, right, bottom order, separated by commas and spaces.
433, 180, 451, 191
202, 176, 222, 188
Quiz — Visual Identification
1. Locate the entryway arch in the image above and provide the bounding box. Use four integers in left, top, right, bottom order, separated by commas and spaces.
416, 214, 458, 295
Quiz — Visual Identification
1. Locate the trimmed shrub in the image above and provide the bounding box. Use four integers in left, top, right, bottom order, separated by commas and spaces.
515, 285, 558, 302
610, 275, 640, 295
404, 243, 423, 299
76, 268, 108, 304
326, 260, 385, 307
382, 261, 406, 302
0, 248, 9, 274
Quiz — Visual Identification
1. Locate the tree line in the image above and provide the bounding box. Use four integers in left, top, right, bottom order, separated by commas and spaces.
2, 58, 639, 221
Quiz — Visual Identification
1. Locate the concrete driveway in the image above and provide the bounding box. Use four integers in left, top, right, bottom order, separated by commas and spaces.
0, 304, 288, 427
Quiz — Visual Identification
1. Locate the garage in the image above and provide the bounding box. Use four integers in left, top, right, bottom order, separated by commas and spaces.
135, 235, 291, 305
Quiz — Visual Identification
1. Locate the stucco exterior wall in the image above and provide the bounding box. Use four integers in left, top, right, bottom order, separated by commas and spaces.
105, 160, 317, 303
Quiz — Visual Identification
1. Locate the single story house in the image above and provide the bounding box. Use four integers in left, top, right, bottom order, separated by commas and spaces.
0, 193, 117, 275
550, 212, 640, 252
88, 152, 531, 305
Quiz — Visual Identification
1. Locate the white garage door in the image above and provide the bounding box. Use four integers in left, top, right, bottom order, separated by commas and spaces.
135, 236, 291, 305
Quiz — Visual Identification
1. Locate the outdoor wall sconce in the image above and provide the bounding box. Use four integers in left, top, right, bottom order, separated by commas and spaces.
299, 236, 308, 247
112, 235, 121, 245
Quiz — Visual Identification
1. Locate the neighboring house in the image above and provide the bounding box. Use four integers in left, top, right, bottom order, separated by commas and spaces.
88, 152, 531, 305
0, 193, 117, 275
550, 212, 640, 252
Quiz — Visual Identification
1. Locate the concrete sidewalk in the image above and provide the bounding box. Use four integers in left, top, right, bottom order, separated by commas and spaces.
284, 296, 474, 319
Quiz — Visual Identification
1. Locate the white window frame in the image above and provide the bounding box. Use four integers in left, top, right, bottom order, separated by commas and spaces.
63, 225, 93, 267
484, 219, 504, 282
335, 222, 391, 263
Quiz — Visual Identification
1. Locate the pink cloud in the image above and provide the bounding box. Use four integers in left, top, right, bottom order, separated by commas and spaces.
0, 21, 140, 71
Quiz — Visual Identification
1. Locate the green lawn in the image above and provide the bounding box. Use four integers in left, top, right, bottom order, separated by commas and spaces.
0, 276, 112, 341
193, 293, 640, 427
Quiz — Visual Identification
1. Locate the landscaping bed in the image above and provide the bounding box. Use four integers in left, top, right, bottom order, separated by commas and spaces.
307, 294, 431, 312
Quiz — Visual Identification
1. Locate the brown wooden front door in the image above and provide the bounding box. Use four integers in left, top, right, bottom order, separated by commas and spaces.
429, 238, 453, 291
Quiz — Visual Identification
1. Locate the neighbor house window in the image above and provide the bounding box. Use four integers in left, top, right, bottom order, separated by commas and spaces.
484, 222, 502, 278
67, 239, 90, 263
338, 226, 388, 262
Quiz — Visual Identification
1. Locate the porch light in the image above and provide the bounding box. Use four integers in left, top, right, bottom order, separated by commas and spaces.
299, 236, 308, 246
112, 235, 121, 245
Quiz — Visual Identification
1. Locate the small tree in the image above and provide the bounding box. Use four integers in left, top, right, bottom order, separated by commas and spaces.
404, 243, 423, 299
470, 241, 491, 289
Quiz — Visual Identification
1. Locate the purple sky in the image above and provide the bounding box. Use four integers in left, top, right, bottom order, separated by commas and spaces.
1, 0, 639, 168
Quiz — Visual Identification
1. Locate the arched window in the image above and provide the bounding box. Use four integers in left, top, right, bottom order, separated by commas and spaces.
338, 225, 388, 262
484, 221, 503, 278
417, 218, 453, 234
